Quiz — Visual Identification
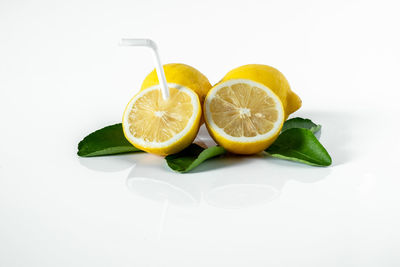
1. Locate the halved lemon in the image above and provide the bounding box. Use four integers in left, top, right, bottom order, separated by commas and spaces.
204, 79, 285, 154
123, 84, 201, 156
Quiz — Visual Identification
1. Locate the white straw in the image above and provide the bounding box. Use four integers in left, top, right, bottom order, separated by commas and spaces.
120, 38, 169, 100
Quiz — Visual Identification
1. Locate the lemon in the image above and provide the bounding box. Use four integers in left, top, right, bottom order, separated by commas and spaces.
204, 79, 285, 154
141, 63, 212, 105
123, 84, 201, 156
221, 64, 301, 117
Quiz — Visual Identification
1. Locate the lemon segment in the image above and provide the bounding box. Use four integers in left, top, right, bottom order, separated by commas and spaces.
123, 84, 201, 156
204, 79, 285, 154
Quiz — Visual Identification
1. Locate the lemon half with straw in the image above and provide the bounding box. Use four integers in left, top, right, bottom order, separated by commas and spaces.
123, 84, 201, 156
123, 63, 210, 156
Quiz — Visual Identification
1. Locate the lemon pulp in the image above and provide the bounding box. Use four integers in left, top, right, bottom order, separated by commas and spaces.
204, 79, 284, 154
128, 88, 193, 142
210, 83, 279, 137
123, 84, 201, 155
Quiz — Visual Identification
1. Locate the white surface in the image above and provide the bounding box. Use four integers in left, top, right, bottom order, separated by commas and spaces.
1, 0, 400, 266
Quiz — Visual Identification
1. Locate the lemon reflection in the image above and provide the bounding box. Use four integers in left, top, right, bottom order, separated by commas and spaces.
126, 124, 331, 209
127, 153, 202, 207
126, 154, 331, 209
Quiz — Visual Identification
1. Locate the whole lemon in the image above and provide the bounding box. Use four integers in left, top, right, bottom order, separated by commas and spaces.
141, 63, 212, 105
221, 64, 301, 118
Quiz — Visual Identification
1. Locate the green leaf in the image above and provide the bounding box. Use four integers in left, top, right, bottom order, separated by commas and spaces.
266, 128, 332, 166
165, 144, 227, 173
78, 123, 141, 157
282, 117, 321, 134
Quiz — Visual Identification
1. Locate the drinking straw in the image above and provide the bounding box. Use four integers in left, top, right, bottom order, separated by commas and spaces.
120, 39, 169, 100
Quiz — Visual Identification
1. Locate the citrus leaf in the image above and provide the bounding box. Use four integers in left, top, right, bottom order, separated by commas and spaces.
78, 123, 141, 157
282, 117, 321, 134
266, 128, 332, 166
165, 144, 227, 173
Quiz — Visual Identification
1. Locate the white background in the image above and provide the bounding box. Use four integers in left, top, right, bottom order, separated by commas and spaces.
1, 0, 400, 266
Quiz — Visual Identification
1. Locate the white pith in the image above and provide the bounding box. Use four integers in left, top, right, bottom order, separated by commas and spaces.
204, 79, 284, 143
123, 83, 199, 148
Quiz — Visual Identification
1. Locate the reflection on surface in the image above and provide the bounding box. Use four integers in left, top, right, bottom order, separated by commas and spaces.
126, 125, 332, 209
127, 155, 331, 208
126, 153, 200, 207
205, 184, 281, 208
79, 154, 140, 172
128, 178, 198, 206
204, 171, 285, 208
